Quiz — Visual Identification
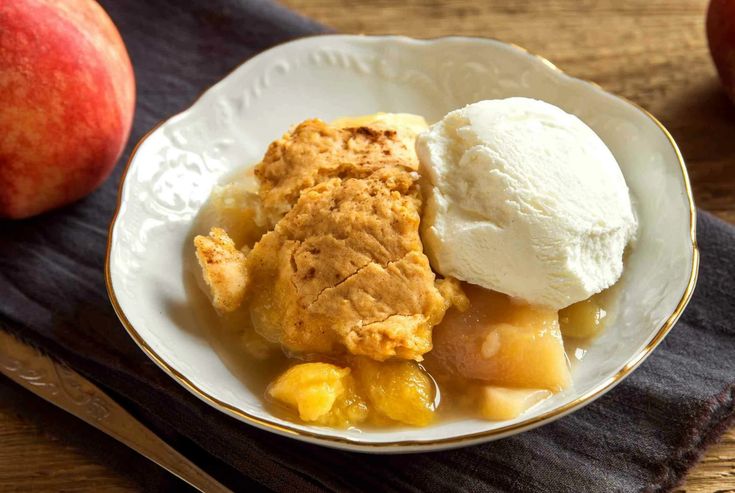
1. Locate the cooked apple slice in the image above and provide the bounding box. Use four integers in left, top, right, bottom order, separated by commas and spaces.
207, 172, 267, 249
426, 285, 572, 391
352, 357, 436, 426
477, 386, 551, 421
559, 297, 607, 339
267, 362, 368, 427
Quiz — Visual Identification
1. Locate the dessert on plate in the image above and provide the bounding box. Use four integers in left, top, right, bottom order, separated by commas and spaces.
191, 99, 637, 428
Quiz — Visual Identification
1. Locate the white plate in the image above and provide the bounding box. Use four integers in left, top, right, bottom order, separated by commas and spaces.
106, 35, 698, 453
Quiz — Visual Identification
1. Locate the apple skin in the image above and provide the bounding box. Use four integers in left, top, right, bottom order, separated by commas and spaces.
708, 0, 735, 103
0, 0, 135, 219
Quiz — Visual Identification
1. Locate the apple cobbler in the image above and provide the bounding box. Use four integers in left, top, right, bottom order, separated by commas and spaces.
193, 114, 608, 428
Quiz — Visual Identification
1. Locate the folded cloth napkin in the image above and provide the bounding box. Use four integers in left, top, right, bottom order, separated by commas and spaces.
1, 1, 733, 491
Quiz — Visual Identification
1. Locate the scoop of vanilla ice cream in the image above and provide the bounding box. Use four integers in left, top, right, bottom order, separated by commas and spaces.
417, 98, 637, 310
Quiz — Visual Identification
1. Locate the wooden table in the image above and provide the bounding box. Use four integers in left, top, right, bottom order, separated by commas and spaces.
1, 1, 733, 491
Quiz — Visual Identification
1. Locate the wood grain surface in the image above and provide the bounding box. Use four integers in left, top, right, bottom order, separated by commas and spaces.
1, 1, 733, 492
0, 377, 188, 492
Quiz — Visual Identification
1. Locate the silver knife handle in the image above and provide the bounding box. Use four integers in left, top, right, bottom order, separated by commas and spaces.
0, 330, 231, 493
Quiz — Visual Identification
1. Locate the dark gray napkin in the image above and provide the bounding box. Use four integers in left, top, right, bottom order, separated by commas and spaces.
1, 1, 733, 492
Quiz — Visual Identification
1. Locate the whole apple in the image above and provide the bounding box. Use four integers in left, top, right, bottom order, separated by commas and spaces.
0, 0, 135, 219
708, 0, 735, 102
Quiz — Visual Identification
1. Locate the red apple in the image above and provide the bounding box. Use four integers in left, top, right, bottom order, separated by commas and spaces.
0, 0, 135, 219
708, 0, 735, 102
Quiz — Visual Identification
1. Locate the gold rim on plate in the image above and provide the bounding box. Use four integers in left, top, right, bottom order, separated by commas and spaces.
105, 34, 699, 451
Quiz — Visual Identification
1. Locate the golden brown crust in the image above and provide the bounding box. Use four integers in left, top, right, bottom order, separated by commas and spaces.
254, 119, 421, 227
245, 119, 451, 361
193, 227, 248, 313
